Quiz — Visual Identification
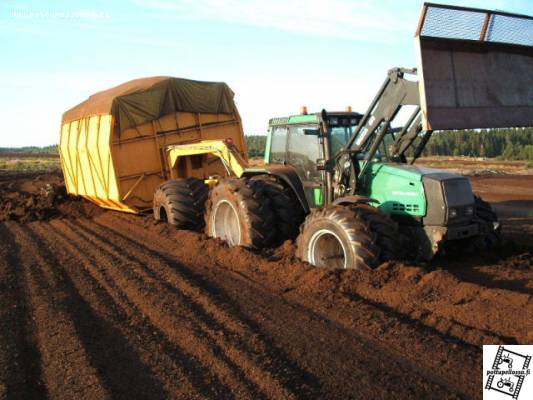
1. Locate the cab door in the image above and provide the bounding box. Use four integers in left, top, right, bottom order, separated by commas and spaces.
286, 124, 325, 207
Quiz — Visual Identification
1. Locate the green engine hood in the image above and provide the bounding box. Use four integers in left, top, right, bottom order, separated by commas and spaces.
361, 163, 463, 217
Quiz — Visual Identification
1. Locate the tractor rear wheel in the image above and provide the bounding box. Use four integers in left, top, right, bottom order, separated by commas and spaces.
153, 177, 208, 231
205, 178, 275, 248
296, 204, 398, 270
250, 175, 305, 242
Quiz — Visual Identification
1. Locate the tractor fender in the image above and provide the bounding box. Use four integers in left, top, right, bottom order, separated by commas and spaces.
242, 165, 309, 213
332, 195, 378, 206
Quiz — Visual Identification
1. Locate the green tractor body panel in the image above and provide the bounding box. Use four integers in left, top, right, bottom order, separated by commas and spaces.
361, 163, 427, 217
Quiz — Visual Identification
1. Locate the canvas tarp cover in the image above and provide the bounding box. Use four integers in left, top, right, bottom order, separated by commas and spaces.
62, 76, 237, 133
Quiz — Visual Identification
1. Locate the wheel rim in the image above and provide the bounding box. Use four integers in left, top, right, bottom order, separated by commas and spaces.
212, 200, 241, 246
308, 229, 347, 269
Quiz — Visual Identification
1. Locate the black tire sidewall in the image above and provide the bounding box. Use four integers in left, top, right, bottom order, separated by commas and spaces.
153, 178, 207, 230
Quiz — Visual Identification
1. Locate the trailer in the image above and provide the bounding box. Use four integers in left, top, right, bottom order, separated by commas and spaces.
59, 76, 247, 214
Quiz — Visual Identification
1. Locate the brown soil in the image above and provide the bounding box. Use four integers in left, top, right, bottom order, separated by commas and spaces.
0, 170, 103, 222
0, 171, 531, 399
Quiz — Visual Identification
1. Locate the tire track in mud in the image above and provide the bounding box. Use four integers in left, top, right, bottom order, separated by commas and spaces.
24, 222, 178, 400
0, 223, 47, 400
103, 213, 487, 398
89, 214, 467, 399
47, 218, 271, 398
35, 221, 228, 399
5, 223, 108, 399
331, 264, 531, 345
55, 218, 310, 400
110, 212, 530, 346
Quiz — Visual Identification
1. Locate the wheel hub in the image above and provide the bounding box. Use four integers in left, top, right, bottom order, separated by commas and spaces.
212, 200, 241, 246
308, 229, 347, 269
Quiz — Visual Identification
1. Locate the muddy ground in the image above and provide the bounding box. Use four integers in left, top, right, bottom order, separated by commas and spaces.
0, 170, 531, 399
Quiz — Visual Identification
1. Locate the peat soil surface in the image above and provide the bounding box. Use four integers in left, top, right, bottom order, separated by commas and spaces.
0, 171, 531, 399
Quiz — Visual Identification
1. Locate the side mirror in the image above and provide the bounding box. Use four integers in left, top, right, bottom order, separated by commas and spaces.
303, 128, 320, 136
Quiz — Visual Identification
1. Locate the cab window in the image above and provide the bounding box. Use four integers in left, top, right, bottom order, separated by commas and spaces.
287, 124, 323, 180
270, 126, 287, 163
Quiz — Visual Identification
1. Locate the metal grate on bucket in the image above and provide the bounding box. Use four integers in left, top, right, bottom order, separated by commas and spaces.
419, 4, 533, 46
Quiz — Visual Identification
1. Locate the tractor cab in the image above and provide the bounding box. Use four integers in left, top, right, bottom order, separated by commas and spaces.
265, 110, 362, 207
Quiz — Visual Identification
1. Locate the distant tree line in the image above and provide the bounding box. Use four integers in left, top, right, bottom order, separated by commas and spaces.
423, 128, 533, 160
2, 128, 532, 161
245, 127, 533, 160
246, 135, 267, 157
0, 145, 58, 154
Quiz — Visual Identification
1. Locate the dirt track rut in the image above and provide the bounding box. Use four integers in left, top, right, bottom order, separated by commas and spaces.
3, 209, 522, 399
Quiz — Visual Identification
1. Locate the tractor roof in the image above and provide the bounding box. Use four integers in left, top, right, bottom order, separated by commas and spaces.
269, 111, 362, 126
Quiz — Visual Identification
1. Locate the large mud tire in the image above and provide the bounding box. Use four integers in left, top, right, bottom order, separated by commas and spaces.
153, 178, 208, 231
350, 203, 401, 261
296, 204, 398, 270
205, 178, 275, 248
250, 175, 305, 242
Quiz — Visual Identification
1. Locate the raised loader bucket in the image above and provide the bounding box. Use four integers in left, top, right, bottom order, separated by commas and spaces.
415, 3, 533, 130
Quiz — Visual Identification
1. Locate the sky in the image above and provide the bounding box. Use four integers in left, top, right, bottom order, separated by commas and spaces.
0, 0, 532, 147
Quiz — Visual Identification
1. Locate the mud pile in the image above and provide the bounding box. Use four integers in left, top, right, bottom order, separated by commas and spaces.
0, 181, 65, 222
158, 226, 532, 345
0, 171, 102, 222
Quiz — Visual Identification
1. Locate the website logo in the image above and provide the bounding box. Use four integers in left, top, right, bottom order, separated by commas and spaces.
484, 345, 532, 399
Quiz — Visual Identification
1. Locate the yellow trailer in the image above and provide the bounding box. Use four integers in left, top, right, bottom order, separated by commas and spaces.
59, 76, 248, 213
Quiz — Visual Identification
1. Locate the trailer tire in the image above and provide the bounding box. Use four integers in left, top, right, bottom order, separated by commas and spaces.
205, 178, 275, 248
153, 177, 208, 231
296, 205, 384, 270
250, 175, 305, 242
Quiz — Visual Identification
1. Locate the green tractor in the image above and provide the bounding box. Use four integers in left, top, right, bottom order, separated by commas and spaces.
205, 68, 501, 269
261, 98, 499, 267
204, 3, 532, 269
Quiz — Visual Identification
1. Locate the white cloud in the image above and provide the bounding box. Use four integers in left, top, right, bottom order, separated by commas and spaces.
132, 0, 417, 43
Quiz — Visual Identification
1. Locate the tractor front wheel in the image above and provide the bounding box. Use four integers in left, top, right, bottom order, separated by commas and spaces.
296, 204, 399, 270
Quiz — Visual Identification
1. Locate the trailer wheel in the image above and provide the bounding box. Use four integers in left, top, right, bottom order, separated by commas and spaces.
296, 205, 385, 270
153, 177, 208, 231
205, 178, 275, 248
250, 175, 305, 242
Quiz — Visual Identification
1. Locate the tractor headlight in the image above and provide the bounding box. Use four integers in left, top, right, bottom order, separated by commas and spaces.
465, 205, 474, 216
448, 208, 457, 219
